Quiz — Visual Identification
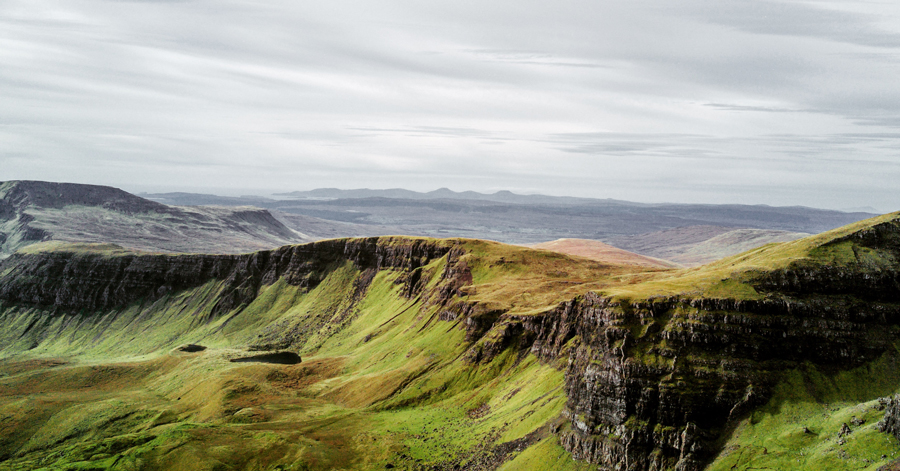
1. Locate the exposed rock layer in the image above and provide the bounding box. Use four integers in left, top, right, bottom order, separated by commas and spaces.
0, 237, 455, 315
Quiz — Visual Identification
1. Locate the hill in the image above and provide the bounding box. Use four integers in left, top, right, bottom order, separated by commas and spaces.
0, 212, 899, 470
528, 238, 678, 268
608, 225, 809, 266
0, 181, 307, 258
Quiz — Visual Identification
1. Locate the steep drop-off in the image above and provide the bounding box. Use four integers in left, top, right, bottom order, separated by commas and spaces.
0, 213, 899, 470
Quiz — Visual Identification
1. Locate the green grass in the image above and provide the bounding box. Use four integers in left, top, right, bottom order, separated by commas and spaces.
605, 211, 900, 300
0, 241, 598, 470
708, 353, 900, 470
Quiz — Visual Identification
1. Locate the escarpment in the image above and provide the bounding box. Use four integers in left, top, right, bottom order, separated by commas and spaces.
1, 214, 899, 470
447, 215, 900, 470
458, 295, 900, 470
0, 237, 458, 314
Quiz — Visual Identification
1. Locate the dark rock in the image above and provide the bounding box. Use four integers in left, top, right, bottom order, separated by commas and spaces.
229, 351, 302, 364
879, 395, 900, 439
839, 423, 852, 437
176, 344, 206, 353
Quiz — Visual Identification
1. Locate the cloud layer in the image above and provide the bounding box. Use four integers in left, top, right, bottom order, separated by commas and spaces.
1, 0, 899, 210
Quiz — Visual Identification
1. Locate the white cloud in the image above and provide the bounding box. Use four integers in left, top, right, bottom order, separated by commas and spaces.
0, 0, 898, 210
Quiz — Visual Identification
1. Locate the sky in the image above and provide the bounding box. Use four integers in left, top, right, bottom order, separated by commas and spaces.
1, 0, 899, 211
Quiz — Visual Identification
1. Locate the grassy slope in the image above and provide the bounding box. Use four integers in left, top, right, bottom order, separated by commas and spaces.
708, 353, 900, 471
674, 212, 900, 470
605, 211, 900, 300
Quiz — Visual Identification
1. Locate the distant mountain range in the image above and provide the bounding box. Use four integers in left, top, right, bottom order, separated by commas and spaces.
273, 187, 610, 205
142, 187, 876, 265
144, 187, 876, 235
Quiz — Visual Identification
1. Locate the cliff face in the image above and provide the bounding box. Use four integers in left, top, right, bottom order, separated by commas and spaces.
545, 295, 899, 470
448, 215, 900, 470
0, 237, 455, 315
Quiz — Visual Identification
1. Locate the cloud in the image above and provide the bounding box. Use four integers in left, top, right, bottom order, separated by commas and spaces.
681, 0, 900, 48
0, 0, 898, 211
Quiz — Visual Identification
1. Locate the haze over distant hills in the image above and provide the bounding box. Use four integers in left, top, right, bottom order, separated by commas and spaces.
143, 187, 874, 265
0, 180, 876, 266
274, 187, 604, 205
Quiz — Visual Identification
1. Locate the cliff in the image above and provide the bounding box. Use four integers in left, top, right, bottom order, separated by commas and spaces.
0, 237, 455, 314
452, 212, 900, 469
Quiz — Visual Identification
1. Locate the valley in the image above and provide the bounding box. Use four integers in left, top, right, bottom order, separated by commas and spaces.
0, 204, 899, 470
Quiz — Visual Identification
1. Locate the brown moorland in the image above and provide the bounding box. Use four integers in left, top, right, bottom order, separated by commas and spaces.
528, 238, 679, 268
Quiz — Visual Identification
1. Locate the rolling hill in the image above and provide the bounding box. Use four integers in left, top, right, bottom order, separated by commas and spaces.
528, 238, 679, 268
608, 225, 810, 266
1, 211, 899, 470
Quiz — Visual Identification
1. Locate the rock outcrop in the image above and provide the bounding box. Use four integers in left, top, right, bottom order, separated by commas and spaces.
880, 396, 900, 440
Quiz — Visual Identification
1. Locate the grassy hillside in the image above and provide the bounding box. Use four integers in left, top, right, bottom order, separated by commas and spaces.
0, 212, 898, 470
604, 211, 900, 300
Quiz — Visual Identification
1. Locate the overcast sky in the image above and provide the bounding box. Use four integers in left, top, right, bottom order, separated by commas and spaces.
1, 0, 899, 211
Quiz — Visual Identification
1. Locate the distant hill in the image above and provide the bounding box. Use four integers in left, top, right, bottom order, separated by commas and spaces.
608, 226, 809, 266
139, 192, 277, 207
138, 188, 878, 264
273, 187, 598, 205
0, 181, 307, 258
528, 238, 678, 268
264, 194, 874, 242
